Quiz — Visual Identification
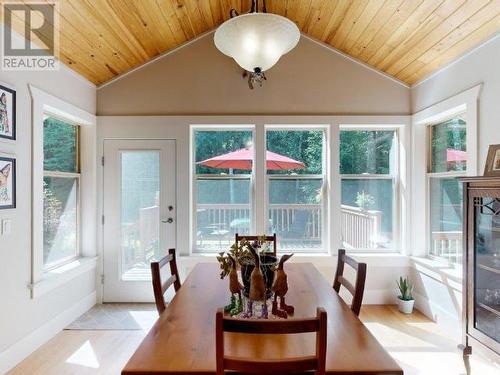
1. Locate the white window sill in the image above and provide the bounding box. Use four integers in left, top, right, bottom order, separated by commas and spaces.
29, 256, 98, 299
410, 256, 463, 282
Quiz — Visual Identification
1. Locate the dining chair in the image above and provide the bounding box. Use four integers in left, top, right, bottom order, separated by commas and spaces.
235, 233, 277, 255
150, 248, 181, 315
216, 307, 327, 375
333, 249, 367, 316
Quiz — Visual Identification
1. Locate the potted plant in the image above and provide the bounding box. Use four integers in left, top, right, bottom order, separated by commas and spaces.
217, 237, 277, 299
396, 276, 415, 314
355, 191, 375, 210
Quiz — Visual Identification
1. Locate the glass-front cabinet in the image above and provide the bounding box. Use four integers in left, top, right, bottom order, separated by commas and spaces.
463, 177, 500, 356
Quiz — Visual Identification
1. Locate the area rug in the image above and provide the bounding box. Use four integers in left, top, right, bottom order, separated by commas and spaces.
65, 303, 158, 330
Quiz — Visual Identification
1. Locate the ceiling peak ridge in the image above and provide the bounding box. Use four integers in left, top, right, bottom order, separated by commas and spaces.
300, 33, 410, 89
97, 29, 216, 90
98, 29, 411, 90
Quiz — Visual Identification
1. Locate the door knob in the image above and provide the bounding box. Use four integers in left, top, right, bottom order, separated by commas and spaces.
168, 205, 174, 211
161, 218, 174, 224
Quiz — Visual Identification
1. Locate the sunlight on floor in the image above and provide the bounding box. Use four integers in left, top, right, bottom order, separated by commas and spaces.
10, 305, 500, 375
391, 351, 500, 375
364, 322, 440, 349
65, 340, 100, 369
128, 310, 157, 331
364, 319, 500, 375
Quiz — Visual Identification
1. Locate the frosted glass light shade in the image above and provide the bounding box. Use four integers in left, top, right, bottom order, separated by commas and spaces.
214, 13, 300, 72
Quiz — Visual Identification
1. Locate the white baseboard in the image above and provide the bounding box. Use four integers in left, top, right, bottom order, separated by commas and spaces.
0, 291, 97, 375
363, 289, 397, 304
414, 290, 461, 341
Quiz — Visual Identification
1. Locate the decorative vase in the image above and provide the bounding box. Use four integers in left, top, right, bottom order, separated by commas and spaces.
240, 254, 277, 299
397, 298, 415, 314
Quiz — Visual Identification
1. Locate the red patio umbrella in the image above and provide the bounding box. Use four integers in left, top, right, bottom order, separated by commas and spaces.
446, 148, 467, 162
197, 147, 305, 170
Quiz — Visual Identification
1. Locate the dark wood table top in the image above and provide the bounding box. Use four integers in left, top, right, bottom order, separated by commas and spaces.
122, 263, 403, 374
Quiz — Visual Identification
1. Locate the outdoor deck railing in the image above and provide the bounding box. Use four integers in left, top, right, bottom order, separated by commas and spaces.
197, 203, 379, 247
430, 230, 463, 262
197, 203, 250, 232
197, 203, 322, 238
128, 204, 386, 250
340, 205, 382, 249
124, 204, 464, 256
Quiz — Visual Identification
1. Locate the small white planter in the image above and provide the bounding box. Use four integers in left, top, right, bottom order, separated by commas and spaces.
397, 298, 414, 314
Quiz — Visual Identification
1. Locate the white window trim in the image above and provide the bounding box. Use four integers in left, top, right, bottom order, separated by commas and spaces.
338, 126, 402, 253
190, 124, 330, 254
190, 125, 255, 254
264, 126, 328, 254
189, 117, 410, 256
188, 115, 412, 259
426, 118, 467, 263
411, 84, 481, 259
29, 85, 97, 298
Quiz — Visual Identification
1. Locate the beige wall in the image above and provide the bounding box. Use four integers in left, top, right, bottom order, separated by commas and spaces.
97, 115, 411, 308
0, 26, 96, 372
410, 35, 500, 339
411, 35, 500, 169
97, 34, 410, 116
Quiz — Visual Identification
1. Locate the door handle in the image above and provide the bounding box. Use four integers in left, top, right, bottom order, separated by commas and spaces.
161, 218, 174, 224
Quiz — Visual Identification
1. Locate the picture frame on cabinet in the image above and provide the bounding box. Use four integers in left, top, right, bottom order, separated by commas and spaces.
484, 144, 500, 177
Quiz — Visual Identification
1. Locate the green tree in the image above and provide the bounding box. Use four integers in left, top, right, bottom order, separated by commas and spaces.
43, 117, 77, 173
340, 130, 394, 174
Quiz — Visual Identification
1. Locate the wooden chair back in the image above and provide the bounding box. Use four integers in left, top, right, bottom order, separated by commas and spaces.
216, 307, 327, 375
235, 233, 277, 255
333, 249, 367, 316
151, 248, 181, 315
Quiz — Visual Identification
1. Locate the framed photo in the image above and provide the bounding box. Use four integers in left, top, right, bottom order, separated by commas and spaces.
484, 144, 500, 177
0, 156, 16, 209
0, 84, 16, 141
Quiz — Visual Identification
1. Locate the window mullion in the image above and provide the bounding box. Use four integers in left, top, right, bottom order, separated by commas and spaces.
254, 124, 266, 235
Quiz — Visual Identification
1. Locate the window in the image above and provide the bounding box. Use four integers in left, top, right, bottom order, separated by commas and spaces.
427, 117, 466, 264
192, 126, 328, 253
194, 129, 253, 252
43, 115, 80, 269
30, 85, 96, 298
266, 129, 325, 251
340, 129, 397, 250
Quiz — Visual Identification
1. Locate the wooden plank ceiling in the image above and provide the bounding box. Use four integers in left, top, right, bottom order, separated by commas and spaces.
9, 0, 500, 85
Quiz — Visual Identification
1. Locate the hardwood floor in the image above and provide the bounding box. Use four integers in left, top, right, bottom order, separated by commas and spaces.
8, 305, 500, 375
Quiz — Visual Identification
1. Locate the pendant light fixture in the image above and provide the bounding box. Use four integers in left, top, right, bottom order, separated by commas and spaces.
214, 0, 300, 88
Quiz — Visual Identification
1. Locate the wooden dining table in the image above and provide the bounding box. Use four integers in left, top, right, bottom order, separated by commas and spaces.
122, 263, 403, 374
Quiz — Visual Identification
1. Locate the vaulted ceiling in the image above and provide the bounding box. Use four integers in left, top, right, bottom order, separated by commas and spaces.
8, 0, 500, 86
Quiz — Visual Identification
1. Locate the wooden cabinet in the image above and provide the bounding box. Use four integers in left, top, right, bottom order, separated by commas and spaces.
462, 177, 500, 357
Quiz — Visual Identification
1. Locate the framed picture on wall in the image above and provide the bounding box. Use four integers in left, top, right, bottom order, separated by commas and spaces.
484, 144, 500, 177
0, 156, 16, 209
0, 83, 16, 141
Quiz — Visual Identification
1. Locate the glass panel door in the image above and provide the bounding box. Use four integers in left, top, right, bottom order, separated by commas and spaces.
120, 151, 160, 280
103, 139, 176, 302
474, 197, 500, 342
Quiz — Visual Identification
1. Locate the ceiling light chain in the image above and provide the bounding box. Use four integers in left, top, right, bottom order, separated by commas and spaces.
230, 0, 267, 18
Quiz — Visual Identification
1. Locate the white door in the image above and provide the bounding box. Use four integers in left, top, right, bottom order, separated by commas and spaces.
103, 139, 176, 302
